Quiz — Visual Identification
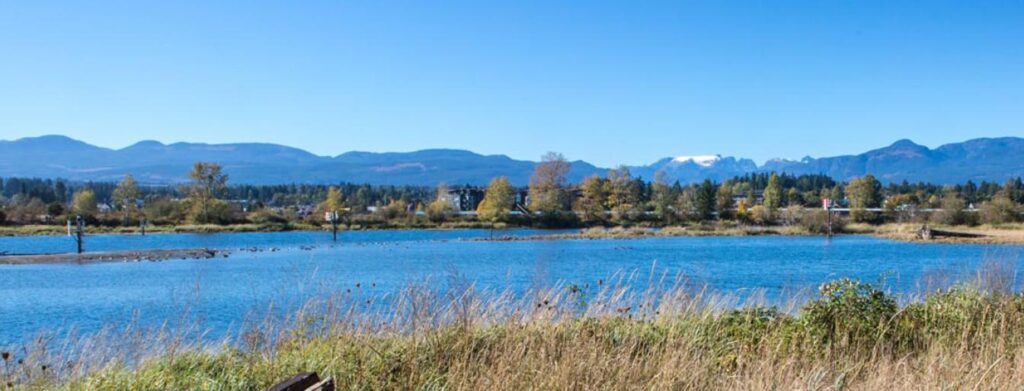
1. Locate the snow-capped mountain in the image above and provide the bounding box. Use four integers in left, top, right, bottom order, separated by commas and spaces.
670, 155, 722, 167
630, 155, 758, 183
1, 135, 1023, 185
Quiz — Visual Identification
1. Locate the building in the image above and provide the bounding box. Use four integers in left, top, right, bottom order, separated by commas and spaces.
443, 187, 486, 212
442, 186, 531, 213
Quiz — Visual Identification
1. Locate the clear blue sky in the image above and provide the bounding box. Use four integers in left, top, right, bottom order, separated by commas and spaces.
1, 1, 1022, 167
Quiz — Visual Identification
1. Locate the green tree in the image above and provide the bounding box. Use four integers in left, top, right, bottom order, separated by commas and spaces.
528, 152, 571, 214
319, 186, 347, 219
319, 185, 348, 223
763, 173, 783, 212
693, 180, 717, 221
574, 175, 608, 224
846, 174, 882, 223
47, 202, 64, 217
112, 174, 141, 225
72, 188, 98, 218
650, 172, 676, 224
185, 162, 229, 224
980, 192, 1020, 224
477, 177, 515, 223
607, 166, 640, 222
786, 188, 802, 207
931, 189, 968, 225
54, 181, 67, 203
715, 183, 734, 220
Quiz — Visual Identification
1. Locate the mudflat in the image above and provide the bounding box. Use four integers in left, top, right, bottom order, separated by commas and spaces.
0, 248, 230, 265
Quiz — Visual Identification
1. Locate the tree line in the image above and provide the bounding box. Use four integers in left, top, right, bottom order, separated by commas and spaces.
1, 155, 1023, 228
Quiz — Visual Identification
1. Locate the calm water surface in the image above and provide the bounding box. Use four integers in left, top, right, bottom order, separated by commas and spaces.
1, 230, 1022, 345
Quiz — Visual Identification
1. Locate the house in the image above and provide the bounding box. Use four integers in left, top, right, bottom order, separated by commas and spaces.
443, 187, 486, 212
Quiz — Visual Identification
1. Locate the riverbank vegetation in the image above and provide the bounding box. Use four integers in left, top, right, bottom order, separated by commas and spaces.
1, 155, 1022, 237
3, 267, 1024, 390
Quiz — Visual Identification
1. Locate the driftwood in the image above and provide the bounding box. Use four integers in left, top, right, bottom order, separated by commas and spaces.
917, 225, 985, 240
267, 372, 335, 391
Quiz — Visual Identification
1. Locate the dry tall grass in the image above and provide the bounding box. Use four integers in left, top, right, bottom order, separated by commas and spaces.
3, 268, 1024, 390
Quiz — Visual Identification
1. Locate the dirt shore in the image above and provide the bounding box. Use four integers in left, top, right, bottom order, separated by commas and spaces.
0, 248, 230, 265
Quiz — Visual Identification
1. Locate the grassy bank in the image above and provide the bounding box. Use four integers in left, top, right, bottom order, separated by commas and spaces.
504, 224, 818, 241
3, 269, 1024, 390
5, 221, 1024, 246
484, 223, 1024, 244
868, 222, 1024, 244
0, 221, 514, 237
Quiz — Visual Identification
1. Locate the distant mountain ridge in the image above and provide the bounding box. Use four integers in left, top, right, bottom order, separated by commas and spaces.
0, 135, 1022, 185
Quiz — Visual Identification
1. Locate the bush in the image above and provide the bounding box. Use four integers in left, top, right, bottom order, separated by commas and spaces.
748, 205, 774, 225
531, 211, 579, 228
798, 209, 846, 234
249, 209, 290, 225
979, 196, 1021, 224
800, 278, 897, 348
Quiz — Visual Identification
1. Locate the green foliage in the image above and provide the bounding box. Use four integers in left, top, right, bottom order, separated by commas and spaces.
980, 193, 1020, 224
762, 173, 783, 212
798, 209, 845, 234
607, 166, 642, 222
477, 177, 515, 223
714, 183, 734, 220
931, 189, 971, 225
47, 202, 64, 217
318, 186, 347, 217
71, 188, 98, 217
846, 175, 882, 223
111, 174, 140, 212
799, 278, 897, 348
575, 175, 609, 224
185, 162, 229, 224
249, 208, 290, 226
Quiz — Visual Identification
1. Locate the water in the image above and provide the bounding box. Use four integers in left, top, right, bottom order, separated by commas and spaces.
0, 230, 1022, 345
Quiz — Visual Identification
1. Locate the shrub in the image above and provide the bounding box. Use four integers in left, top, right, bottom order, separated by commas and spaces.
249, 209, 290, 225
798, 209, 846, 234
531, 211, 579, 228
749, 205, 774, 225
979, 196, 1021, 224
799, 278, 897, 348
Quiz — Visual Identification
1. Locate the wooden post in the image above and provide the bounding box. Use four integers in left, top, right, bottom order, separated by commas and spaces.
326, 211, 339, 242
75, 215, 85, 254
823, 198, 833, 238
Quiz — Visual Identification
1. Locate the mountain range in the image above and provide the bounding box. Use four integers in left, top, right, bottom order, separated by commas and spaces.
0, 135, 1022, 186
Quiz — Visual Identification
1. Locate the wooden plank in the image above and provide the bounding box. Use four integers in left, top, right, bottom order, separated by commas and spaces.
304, 377, 335, 391
267, 372, 321, 391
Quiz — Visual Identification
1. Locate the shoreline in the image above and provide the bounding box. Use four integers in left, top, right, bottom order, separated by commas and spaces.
0, 222, 515, 237
473, 224, 1024, 245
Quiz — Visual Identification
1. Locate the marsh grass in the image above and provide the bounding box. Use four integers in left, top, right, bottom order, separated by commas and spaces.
3, 266, 1024, 390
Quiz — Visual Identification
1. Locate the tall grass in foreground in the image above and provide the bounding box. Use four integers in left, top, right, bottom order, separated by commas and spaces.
3, 265, 1024, 390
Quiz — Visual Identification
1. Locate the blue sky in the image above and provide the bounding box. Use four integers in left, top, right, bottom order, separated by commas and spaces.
1, 1, 1022, 166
